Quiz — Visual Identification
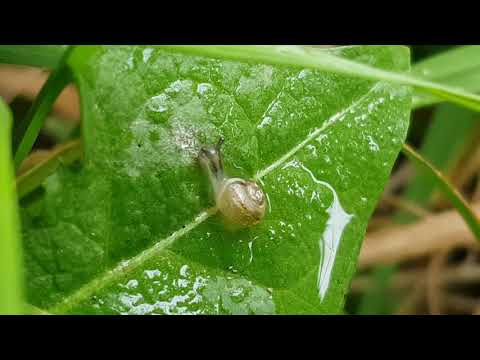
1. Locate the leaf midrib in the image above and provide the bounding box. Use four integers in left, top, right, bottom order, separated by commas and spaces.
47, 82, 381, 314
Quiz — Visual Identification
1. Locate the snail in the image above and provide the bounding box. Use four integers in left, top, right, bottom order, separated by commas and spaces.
199, 138, 266, 229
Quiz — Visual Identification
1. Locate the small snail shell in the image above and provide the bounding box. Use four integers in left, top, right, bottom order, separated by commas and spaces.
199, 138, 266, 228
216, 178, 266, 227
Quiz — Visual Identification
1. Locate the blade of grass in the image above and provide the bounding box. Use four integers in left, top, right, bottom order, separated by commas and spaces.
6, 45, 480, 112
413, 46, 480, 81
0, 98, 24, 314
402, 143, 480, 241
160, 45, 480, 112
412, 46, 480, 109
13, 46, 74, 170
0, 45, 67, 69
16, 139, 83, 199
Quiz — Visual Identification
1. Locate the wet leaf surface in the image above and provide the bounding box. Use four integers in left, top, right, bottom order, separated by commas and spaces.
20, 45, 411, 314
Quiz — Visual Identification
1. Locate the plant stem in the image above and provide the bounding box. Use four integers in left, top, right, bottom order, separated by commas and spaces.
0, 98, 24, 314
402, 143, 480, 241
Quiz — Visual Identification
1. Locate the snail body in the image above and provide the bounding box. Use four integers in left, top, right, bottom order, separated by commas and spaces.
199, 139, 266, 228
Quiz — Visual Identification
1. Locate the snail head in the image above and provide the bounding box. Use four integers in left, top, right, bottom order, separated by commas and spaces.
199, 137, 226, 192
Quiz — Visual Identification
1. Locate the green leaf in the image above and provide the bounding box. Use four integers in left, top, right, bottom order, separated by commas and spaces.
20, 45, 411, 314
412, 46, 480, 109
0, 98, 24, 314
0, 45, 68, 69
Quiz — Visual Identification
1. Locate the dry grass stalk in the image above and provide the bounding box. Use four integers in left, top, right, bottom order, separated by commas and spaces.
0, 65, 80, 121
359, 203, 480, 269
426, 249, 449, 314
